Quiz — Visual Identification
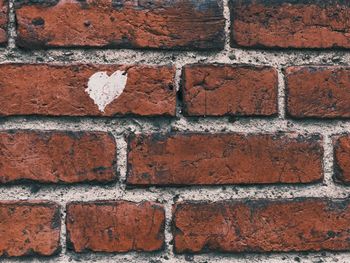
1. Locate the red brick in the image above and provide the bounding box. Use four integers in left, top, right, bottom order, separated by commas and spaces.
173, 199, 350, 253
286, 66, 350, 118
127, 133, 323, 185
0, 64, 176, 116
66, 201, 165, 253
0, 131, 116, 184
230, 0, 350, 49
182, 64, 278, 116
334, 135, 350, 184
15, 0, 225, 50
0, 0, 7, 45
0, 201, 60, 257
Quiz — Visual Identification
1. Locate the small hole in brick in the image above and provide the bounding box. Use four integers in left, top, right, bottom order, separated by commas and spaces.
168, 83, 174, 91
84, 20, 91, 27
32, 17, 45, 26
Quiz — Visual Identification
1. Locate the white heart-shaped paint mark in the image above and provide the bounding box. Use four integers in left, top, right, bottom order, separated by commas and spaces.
85, 70, 128, 112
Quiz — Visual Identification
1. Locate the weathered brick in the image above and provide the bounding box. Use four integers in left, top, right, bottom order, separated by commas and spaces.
286, 66, 350, 118
0, 64, 176, 116
0, 131, 116, 184
230, 0, 350, 49
182, 64, 278, 116
173, 199, 350, 253
0, 0, 7, 45
66, 201, 165, 253
15, 0, 225, 50
0, 201, 60, 257
127, 133, 323, 185
334, 134, 350, 184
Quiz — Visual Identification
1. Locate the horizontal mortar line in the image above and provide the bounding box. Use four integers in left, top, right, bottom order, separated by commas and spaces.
0, 48, 350, 65
1, 184, 350, 202
0, 45, 350, 56
0, 117, 350, 134
3, 251, 349, 263
45, 243, 350, 263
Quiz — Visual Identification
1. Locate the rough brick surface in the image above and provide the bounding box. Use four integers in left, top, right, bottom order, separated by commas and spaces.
0, 0, 7, 45
0, 131, 116, 184
0, 201, 60, 257
173, 199, 350, 253
0, 64, 176, 116
182, 64, 278, 116
334, 135, 350, 184
66, 201, 165, 253
286, 66, 350, 118
2, 0, 350, 262
127, 133, 323, 185
230, 0, 350, 49
15, 0, 225, 50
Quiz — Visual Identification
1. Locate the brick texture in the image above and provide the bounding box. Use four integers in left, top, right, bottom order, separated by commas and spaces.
127, 133, 323, 185
0, 0, 7, 45
0, 201, 60, 257
173, 199, 350, 253
66, 201, 165, 253
182, 64, 278, 116
0, 64, 176, 117
2, 0, 350, 261
15, 0, 225, 50
230, 0, 350, 49
334, 134, 350, 184
286, 66, 350, 118
0, 131, 116, 184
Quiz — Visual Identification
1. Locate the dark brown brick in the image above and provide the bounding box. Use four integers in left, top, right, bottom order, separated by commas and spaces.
0, 131, 116, 184
66, 201, 165, 253
182, 64, 278, 116
174, 199, 350, 253
127, 133, 323, 186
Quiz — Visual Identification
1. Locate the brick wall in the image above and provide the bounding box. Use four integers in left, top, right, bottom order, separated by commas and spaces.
1, 0, 350, 262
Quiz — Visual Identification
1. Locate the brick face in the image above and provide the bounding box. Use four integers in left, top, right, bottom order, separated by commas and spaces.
0, 64, 176, 117
173, 199, 350, 253
182, 64, 278, 116
15, 0, 225, 50
2, 0, 350, 261
286, 66, 350, 118
66, 201, 165, 253
127, 133, 323, 185
0, 131, 116, 184
334, 135, 350, 184
0, 201, 60, 257
0, 0, 7, 45
230, 0, 350, 49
